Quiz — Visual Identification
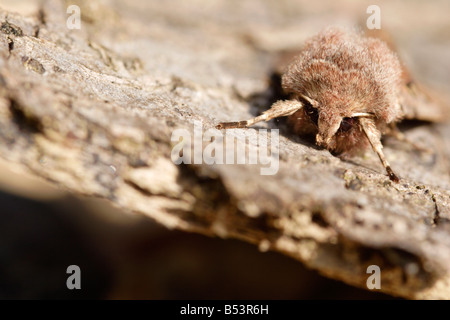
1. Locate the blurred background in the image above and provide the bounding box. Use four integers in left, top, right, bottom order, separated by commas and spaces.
2, 0, 449, 299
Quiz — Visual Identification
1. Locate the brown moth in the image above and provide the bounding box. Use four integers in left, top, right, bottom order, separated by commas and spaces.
216, 27, 447, 183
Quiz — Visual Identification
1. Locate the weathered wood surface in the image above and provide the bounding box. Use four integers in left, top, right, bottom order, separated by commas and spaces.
0, 0, 449, 299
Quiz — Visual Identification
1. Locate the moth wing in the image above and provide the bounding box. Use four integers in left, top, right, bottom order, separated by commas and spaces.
399, 79, 449, 122
364, 29, 449, 122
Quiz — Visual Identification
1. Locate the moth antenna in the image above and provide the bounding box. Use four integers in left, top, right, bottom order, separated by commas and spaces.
351, 112, 373, 118
216, 100, 303, 129
359, 117, 400, 183
301, 95, 319, 108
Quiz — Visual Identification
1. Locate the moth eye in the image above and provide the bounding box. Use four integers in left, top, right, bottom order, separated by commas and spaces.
301, 98, 319, 126
339, 117, 355, 132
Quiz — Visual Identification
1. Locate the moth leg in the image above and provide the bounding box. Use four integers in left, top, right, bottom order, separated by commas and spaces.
386, 123, 433, 154
216, 100, 303, 129
359, 117, 400, 183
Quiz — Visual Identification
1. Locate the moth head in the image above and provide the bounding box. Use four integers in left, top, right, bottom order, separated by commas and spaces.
297, 95, 339, 147
299, 94, 372, 150
314, 104, 371, 150
315, 111, 342, 149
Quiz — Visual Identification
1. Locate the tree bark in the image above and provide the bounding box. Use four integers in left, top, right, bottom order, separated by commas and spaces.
1, 0, 449, 299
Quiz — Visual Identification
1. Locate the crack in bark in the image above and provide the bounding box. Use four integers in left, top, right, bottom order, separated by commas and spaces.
6, 37, 14, 54
431, 194, 441, 226
8, 97, 44, 134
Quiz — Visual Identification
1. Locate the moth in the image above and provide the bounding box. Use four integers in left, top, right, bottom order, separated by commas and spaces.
216, 27, 447, 183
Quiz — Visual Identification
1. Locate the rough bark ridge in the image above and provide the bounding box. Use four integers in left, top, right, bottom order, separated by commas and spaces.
0, 0, 449, 299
